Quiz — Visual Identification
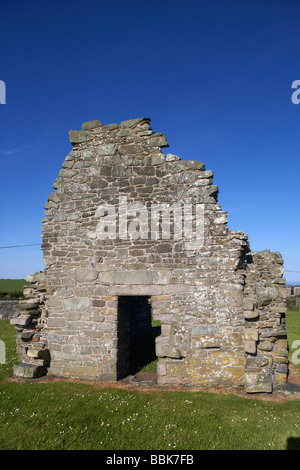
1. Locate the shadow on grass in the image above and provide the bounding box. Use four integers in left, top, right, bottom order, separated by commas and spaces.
286, 437, 300, 450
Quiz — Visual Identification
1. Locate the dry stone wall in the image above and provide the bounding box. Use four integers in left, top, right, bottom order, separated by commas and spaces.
0, 301, 19, 319
242, 251, 288, 392
286, 286, 300, 296
11, 117, 288, 393
10, 272, 49, 378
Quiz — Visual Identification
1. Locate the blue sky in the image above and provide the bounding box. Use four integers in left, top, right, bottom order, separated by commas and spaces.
0, 0, 299, 283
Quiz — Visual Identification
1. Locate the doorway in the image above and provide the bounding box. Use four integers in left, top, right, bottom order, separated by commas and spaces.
117, 295, 161, 380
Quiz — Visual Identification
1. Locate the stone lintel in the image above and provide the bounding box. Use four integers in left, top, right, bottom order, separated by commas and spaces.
107, 284, 194, 296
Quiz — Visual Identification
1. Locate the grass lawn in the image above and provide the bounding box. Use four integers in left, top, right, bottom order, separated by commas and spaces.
0, 278, 30, 300
286, 310, 300, 377
0, 312, 299, 450
0, 279, 29, 292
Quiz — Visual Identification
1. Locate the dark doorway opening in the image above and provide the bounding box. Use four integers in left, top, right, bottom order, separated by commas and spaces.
117, 296, 161, 380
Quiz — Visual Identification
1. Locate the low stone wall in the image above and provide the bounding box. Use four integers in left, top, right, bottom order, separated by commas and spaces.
10, 272, 49, 378
286, 286, 300, 296
0, 301, 19, 319
243, 251, 288, 392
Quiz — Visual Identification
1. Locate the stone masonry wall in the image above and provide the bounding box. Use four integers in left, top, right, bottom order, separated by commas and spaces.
0, 301, 19, 320
11, 117, 288, 392
10, 272, 49, 378
40, 117, 249, 388
242, 251, 288, 392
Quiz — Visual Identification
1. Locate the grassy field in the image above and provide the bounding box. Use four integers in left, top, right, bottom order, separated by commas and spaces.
287, 295, 300, 312
0, 278, 30, 300
286, 310, 300, 377
0, 312, 299, 450
0, 279, 29, 292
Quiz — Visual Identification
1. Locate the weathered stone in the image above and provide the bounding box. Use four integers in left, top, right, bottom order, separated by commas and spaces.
0, 301, 19, 320
185, 161, 205, 170
10, 315, 33, 326
103, 270, 170, 285
245, 340, 256, 354
27, 347, 49, 359
13, 363, 45, 379
191, 325, 218, 336
245, 357, 270, 369
69, 130, 92, 144
257, 341, 273, 351
75, 268, 98, 282
10, 117, 287, 394
81, 120, 103, 130
108, 285, 163, 296
145, 133, 169, 148
244, 310, 259, 320
120, 117, 150, 128
97, 144, 116, 155
244, 329, 259, 341
166, 153, 180, 161
245, 379, 273, 394
63, 297, 91, 312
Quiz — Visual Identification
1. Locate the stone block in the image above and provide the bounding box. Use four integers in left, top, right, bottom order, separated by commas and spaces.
244, 310, 259, 320
193, 335, 221, 349
13, 363, 45, 379
245, 379, 273, 394
163, 284, 193, 294
245, 340, 257, 354
157, 361, 167, 376
120, 117, 150, 127
27, 348, 49, 359
184, 161, 205, 170
108, 285, 163, 296
257, 341, 273, 351
97, 144, 116, 155
145, 133, 169, 148
47, 317, 67, 328
69, 130, 92, 144
190, 324, 218, 336
82, 120, 103, 130
10, 315, 32, 326
98, 270, 171, 285
63, 297, 91, 312
75, 268, 98, 282
244, 329, 259, 341
245, 357, 270, 369
273, 373, 287, 386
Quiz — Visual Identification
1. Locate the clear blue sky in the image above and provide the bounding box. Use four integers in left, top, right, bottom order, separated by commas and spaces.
0, 0, 299, 283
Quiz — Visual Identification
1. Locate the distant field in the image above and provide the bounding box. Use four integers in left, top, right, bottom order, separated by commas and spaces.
0, 279, 29, 300
286, 310, 300, 376
0, 279, 29, 292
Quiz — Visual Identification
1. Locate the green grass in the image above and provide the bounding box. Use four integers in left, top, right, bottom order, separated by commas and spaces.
0, 279, 29, 292
0, 278, 30, 300
0, 313, 300, 450
286, 309, 300, 377
287, 295, 300, 312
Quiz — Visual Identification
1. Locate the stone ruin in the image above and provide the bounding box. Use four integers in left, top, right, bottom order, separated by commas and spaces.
11, 117, 289, 393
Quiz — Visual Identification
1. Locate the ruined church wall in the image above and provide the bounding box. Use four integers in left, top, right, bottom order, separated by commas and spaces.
40, 117, 249, 388
10, 117, 287, 392
243, 250, 288, 392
